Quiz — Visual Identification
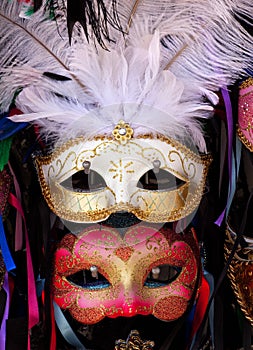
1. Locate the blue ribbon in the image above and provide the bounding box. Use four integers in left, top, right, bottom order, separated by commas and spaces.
0, 215, 16, 271
0, 115, 27, 141
53, 302, 86, 350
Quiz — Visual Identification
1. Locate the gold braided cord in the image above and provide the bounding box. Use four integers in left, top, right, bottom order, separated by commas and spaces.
224, 227, 253, 326
237, 126, 253, 153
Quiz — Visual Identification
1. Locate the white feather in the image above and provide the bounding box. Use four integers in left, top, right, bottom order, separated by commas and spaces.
1, 0, 253, 153
0, 0, 84, 111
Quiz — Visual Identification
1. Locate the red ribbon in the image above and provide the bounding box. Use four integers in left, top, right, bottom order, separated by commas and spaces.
190, 275, 210, 342
8, 193, 39, 348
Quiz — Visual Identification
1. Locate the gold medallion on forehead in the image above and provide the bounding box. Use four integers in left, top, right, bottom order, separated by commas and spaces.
112, 120, 134, 144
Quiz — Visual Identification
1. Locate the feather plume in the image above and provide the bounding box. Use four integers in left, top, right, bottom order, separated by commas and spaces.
1, 0, 253, 152
0, 1, 87, 111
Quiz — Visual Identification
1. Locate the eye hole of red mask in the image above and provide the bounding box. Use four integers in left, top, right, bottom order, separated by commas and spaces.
66, 269, 111, 290
65, 264, 182, 290
144, 264, 182, 288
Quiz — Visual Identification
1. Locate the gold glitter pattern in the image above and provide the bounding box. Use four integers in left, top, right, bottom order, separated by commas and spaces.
240, 77, 253, 89
109, 160, 134, 182
153, 296, 188, 320
237, 126, 253, 152
238, 79, 253, 152
0, 168, 12, 217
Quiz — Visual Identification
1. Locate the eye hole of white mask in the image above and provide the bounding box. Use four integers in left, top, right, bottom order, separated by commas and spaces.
144, 264, 182, 288
60, 169, 107, 193
137, 169, 186, 191
60, 167, 185, 194
66, 268, 111, 290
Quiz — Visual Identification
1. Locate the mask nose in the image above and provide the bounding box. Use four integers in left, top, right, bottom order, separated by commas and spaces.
122, 299, 139, 317
121, 293, 151, 317
120, 270, 151, 318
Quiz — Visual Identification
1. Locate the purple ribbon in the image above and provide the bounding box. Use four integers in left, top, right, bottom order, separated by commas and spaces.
215, 88, 233, 226
0, 272, 10, 350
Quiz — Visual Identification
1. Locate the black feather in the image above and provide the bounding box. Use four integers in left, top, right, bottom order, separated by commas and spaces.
43, 71, 71, 81
34, 0, 43, 11
45, 0, 124, 49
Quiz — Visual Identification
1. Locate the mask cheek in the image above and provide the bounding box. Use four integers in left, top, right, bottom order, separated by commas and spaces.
145, 249, 198, 321
53, 277, 112, 324
142, 280, 194, 321
153, 296, 188, 321
69, 303, 105, 325
53, 251, 121, 324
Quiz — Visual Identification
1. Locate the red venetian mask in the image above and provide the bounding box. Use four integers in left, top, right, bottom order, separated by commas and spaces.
53, 223, 201, 324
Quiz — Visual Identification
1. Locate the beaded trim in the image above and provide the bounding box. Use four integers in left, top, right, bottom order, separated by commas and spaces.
237, 126, 253, 152
239, 77, 253, 89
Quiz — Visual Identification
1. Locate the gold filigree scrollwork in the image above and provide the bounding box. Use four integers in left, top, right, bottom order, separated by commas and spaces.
115, 330, 155, 350
146, 235, 165, 252
48, 151, 77, 180
168, 150, 196, 180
